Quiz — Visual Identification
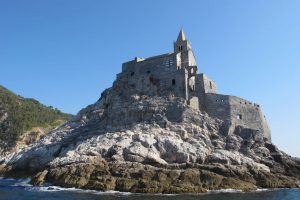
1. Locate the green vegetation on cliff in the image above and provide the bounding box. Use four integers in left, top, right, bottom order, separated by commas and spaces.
0, 85, 71, 150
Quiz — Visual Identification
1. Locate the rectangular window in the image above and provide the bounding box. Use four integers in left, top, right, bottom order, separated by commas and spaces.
172, 79, 176, 85
236, 114, 242, 120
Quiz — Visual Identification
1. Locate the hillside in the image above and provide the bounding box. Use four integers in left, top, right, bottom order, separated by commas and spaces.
0, 85, 71, 153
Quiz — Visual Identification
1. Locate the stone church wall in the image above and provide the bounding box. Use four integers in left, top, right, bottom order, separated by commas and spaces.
201, 93, 271, 142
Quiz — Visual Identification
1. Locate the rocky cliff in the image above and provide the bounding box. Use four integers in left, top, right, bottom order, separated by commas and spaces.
0, 78, 299, 193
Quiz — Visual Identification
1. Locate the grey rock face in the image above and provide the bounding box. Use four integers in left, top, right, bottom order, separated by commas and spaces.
0, 91, 289, 176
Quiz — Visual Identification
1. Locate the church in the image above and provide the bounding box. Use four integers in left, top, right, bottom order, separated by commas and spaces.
115, 30, 271, 142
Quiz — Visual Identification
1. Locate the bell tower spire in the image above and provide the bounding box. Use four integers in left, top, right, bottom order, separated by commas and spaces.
174, 29, 192, 53
177, 29, 187, 42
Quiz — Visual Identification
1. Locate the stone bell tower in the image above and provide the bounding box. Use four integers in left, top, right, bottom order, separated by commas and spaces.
173, 29, 199, 109
174, 29, 192, 53
173, 29, 197, 69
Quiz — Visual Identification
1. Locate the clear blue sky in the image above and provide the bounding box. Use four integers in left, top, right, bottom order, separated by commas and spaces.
0, 0, 299, 157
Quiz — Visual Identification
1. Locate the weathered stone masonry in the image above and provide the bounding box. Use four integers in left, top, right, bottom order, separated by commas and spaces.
114, 30, 271, 142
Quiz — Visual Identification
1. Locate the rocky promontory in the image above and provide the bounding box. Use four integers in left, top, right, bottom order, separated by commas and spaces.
0, 30, 299, 193
0, 91, 299, 193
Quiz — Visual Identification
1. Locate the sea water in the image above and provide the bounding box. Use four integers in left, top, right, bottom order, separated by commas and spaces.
0, 177, 299, 200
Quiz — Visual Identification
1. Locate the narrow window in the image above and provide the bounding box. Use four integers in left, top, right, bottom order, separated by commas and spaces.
236, 114, 242, 120
210, 81, 212, 89
172, 79, 176, 85
149, 77, 154, 83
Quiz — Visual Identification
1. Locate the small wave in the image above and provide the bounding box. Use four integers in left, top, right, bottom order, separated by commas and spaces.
93, 190, 133, 196
0, 177, 32, 187
12, 178, 32, 187
255, 188, 270, 192
29, 185, 133, 196
207, 189, 243, 194
29, 186, 90, 192
0, 177, 16, 181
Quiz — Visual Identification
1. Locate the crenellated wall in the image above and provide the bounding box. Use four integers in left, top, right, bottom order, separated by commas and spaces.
202, 93, 231, 120
228, 96, 271, 142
